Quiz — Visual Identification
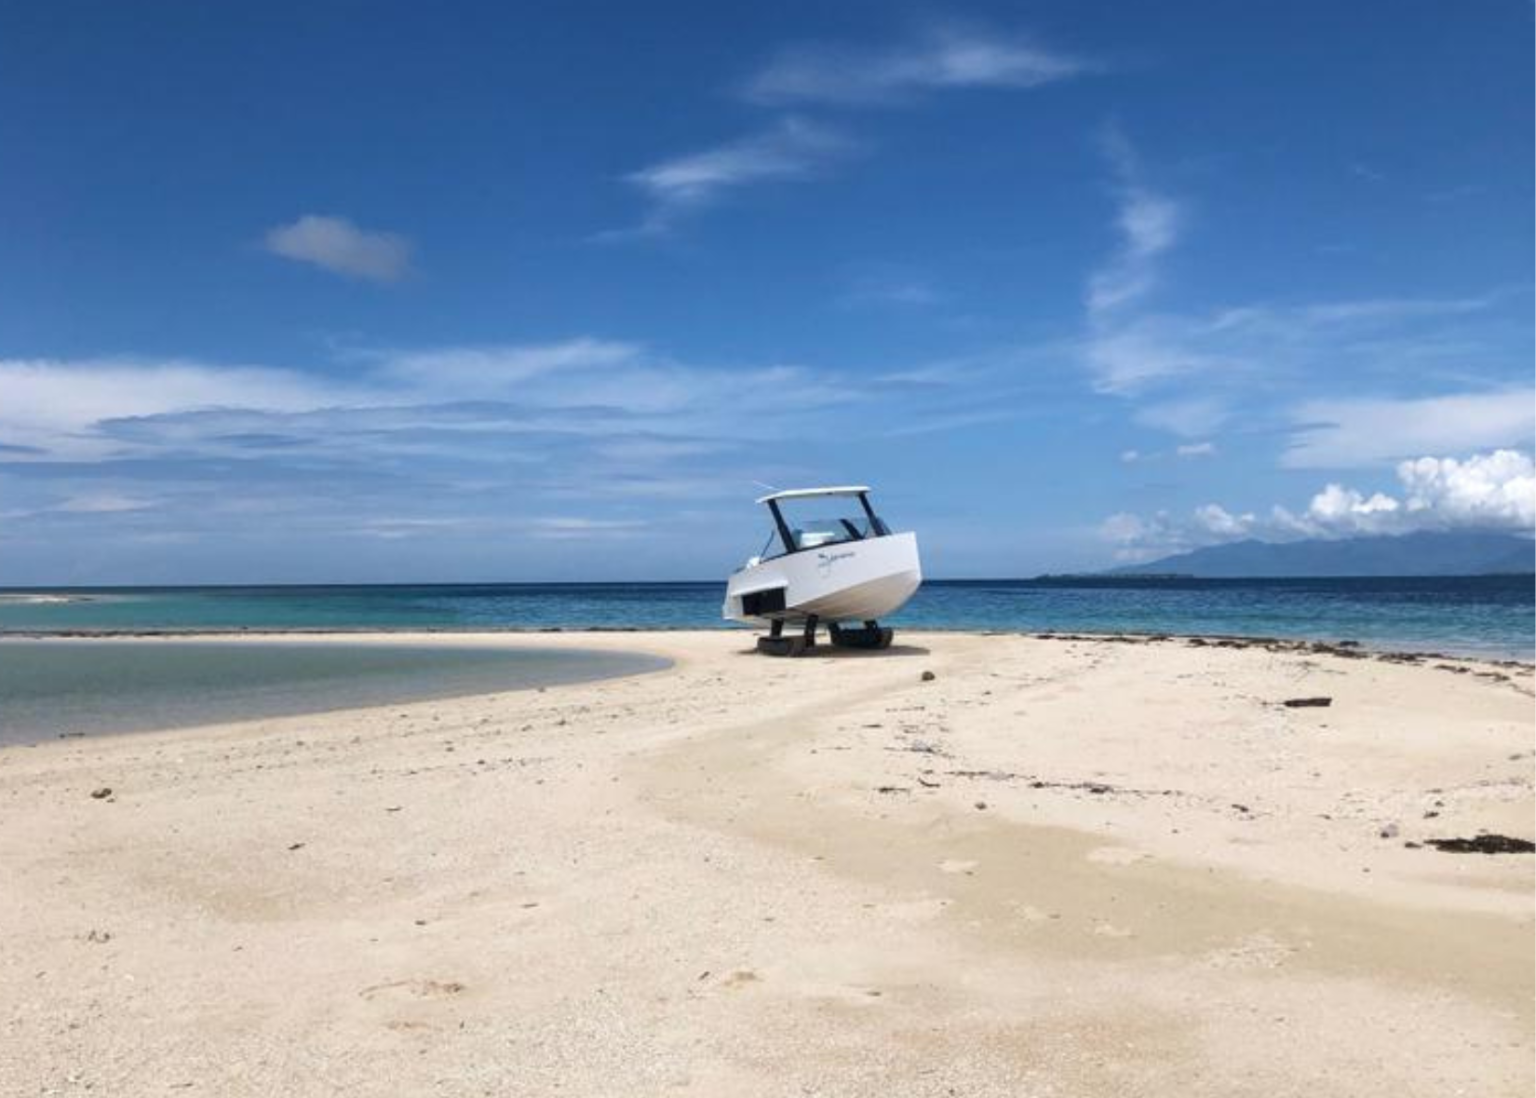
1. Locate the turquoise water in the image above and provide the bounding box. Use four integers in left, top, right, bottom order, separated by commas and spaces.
0, 576, 1530, 659
0, 640, 668, 746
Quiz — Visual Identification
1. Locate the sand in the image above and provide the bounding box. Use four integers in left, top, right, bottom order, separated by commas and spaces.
1, 630, 1531, 1097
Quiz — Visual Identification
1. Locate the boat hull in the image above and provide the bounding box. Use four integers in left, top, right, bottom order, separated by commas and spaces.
723, 532, 922, 625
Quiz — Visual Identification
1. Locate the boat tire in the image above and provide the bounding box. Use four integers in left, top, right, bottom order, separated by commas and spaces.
828, 624, 895, 650
757, 635, 810, 657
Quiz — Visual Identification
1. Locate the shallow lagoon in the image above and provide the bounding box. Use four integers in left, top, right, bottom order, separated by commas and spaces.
0, 639, 668, 746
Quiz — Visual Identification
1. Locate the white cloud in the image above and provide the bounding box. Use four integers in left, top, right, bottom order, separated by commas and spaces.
620, 118, 855, 234
1117, 440, 1217, 464
743, 23, 1089, 106
1298, 296, 1490, 324
526, 516, 647, 539
0, 335, 981, 552
378, 338, 641, 392
263, 215, 412, 282
1297, 484, 1402, 535
1396, 450, 1535, 529
1133, 396, 1228, 438
0, 357, 357, 458
1077, 132, 1521, 437
0, 339, 882, 468
54, 492, 157, 514
1285, 389, 1536, 468
1079, 127, 1205, 399
1086, 290, 1515, 403
1192, 502, 1254, 538
1103, 449, 1536, 558
1084, 127, 1181, 320
1099, 511, 1150, 546
841, 269, 941, 308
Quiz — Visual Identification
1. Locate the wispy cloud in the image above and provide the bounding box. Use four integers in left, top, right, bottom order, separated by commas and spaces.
0, 357, 358, 458
1079, 132, 1525, 473
1118, 440, 1217, 464
0, 335, 1004, 576
375, 338, 641, 391
743, 22, 1090, 107
1285, 388, 1536, 469
525, 516, 647, 539
1103, 449, 1536, 560
1086, 126, 1181, 316
839, 264, 942, 309
263, 215, 412, 282
1081, 126, 1192, 393
617, 118, 856, 235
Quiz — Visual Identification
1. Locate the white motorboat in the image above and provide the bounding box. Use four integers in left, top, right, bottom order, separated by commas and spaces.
722, 486, 922, 655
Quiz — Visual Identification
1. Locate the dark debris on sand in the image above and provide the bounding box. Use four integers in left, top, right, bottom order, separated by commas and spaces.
1422, 834, 1535, 855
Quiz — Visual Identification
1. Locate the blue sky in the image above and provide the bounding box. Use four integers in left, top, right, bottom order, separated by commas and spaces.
1, 1, 1532, 583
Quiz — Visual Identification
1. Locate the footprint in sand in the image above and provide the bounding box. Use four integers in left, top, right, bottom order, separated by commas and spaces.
1086, 846, 1151, 866
721, 969, 761, 989
938, 858, 979, 875
384, 1019, 435, 1033
879, 897, 949, 923
360, 979, 466, 1001
1091, 922, 1134, 938
1199, 934, 1296, 970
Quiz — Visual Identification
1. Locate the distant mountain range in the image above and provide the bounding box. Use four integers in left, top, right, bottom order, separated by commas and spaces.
1109, 531, 1535, 578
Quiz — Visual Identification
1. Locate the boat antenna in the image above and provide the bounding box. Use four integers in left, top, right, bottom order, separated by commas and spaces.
751, 480, 779, 493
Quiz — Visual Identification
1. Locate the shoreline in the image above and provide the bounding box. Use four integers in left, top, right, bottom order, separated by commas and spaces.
1, 630, 1530, 1095
2, 624, 1531, 667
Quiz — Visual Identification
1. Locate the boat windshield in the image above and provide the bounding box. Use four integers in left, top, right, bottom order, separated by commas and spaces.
760, 495, 891, 558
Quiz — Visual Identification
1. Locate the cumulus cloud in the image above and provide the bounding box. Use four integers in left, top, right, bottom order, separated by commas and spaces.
618, 118, 855, 234
1191, 502, 1254, 538
263, 215, 412, 282
1396, 451, 1535, 529
743, 23, 1089, 106
1295, 484, 1401, 535
1103, 449, 1536, 559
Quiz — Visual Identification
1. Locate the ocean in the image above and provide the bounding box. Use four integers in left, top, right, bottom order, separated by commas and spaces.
1, 576, 1531, 659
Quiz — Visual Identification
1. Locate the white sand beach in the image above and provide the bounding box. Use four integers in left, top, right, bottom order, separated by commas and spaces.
1, 631, 1531, 1096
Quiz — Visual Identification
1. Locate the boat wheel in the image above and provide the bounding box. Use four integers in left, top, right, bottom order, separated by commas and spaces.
756, 635, 810, 657
828, 622, 895, 650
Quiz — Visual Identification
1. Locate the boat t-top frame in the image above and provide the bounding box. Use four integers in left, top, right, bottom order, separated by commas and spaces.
756, 485, 891, 558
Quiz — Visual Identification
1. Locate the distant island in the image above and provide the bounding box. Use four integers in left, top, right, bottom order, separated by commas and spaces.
1105, 531, 1535, 579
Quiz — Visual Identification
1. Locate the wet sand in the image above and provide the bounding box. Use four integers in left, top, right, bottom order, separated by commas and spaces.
1, 630, 1531, 1096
